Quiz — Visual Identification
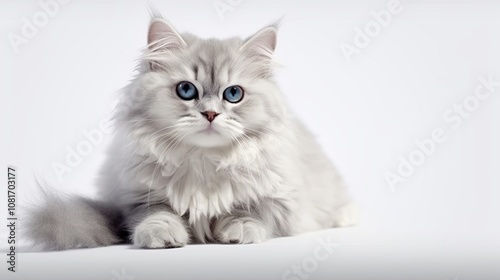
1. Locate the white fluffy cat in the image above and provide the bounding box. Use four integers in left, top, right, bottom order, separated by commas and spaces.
26, 15, 355, 250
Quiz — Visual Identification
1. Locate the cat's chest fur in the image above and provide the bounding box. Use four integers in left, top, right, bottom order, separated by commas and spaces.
149, 148, 280, 225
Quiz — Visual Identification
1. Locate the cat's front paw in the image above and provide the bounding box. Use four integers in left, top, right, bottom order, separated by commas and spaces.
132, 212, 189, 249
213, 216, 268, 244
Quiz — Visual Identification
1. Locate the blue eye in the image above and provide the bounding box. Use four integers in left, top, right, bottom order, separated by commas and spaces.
176, 81, 198, 100
223, 86, 244, 103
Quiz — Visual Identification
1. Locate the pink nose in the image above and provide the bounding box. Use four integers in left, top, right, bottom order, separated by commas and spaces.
201, 111, 219, 122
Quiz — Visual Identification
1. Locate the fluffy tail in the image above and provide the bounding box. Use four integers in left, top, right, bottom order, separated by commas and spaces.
24, 195, 125, 250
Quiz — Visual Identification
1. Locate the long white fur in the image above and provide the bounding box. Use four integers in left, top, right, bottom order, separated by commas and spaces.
104, 17, 354, 240
25, 15, 356, 250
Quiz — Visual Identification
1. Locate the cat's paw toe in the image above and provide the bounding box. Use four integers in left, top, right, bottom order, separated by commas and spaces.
133, 213, 189, 249
213, 216, 268, 244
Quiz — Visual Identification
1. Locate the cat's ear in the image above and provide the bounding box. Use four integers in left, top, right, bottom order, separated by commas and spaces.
146, 18, 186, 71
147, 18, 186, 52
240, 25, 277, 63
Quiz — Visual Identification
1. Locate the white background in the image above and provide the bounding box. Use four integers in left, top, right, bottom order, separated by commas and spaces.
1, 0, 500, 279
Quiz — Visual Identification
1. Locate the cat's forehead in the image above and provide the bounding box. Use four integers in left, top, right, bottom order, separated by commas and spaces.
190, 37, 241, 56
190, 38, 239, 68
187, 38, 242, 94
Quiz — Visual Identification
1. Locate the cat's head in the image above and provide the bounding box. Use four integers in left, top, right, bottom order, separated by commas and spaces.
124, 18, 286, 151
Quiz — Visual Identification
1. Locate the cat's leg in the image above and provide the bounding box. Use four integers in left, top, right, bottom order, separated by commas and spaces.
213, 197, 291, 244
127, 203, 190, 249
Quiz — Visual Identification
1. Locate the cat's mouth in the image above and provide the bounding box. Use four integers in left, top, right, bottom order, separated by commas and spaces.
198, 125, 220, 135
188, 124, 231, 148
